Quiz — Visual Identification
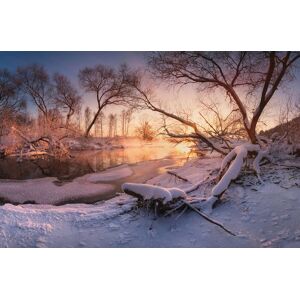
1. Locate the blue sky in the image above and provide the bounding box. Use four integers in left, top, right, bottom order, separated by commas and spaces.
0, 51, 150, 117
0, 51, 147, 86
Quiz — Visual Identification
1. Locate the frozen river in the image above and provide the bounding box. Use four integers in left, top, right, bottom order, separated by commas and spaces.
0, 143, 192, 204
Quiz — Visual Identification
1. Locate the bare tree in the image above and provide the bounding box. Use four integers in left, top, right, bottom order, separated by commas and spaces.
108, 114, 112, 137
121, 108, 134, 136
53, 73, 81, 129
121, 109, 126, 136
124, 71, 227, 154
99, 112, 105, 137
108, 113, 117, 137
73, 105, 82, 133
16, 64, 53, 122
94, 112, 99, 137
135, 120, 155, 141
122, 52, 300, 208
84, 107, 92, 135
78, 64, 132, 137
114, 114, 118, 137
196, 99, 246, 149
0, 69, 26, 136
296, 97, 300, 115
94, 111, 105, 137
148, 51, 300, 145
279, 97, 293, 128
125, 109, 133, 136
0, 70, 24, 112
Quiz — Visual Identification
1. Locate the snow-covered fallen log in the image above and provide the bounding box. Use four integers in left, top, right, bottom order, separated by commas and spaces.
122, 183, 187, 205
203, 143, 269, 212
122, 183, 187, 216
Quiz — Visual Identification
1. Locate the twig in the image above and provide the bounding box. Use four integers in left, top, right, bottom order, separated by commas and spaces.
11, 126, 37, 151
274, 163, 300, 169
163, 202, 185, 217
167, 170, 190, 182
175, 205, 188, 220
181, 199, 236, 236
184, 175, 216, 194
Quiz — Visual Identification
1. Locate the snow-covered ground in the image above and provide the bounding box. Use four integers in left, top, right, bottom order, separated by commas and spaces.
0, 159, 180, 205
0, 155, 299, 247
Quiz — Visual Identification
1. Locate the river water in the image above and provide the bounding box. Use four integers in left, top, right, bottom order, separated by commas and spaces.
0, 143, 189, 181
0, 142, 194, 204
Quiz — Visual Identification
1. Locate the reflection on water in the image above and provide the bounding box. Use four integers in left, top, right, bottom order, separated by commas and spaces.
0, 144, 186, 180
80, 145, 183, 172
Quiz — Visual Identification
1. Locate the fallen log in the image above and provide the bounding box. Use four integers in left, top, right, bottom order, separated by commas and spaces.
11, 126, 70, 158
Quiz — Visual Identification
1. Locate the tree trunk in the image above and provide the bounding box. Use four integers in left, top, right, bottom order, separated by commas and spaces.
65, 108, 74, 129
85, 110, 100, 137
248, 115, 261, 144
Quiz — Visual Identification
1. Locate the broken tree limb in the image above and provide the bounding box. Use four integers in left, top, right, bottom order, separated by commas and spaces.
184, 175, 216, 194
175, 205, 188, 220
11, 126, 37, 151
11, 126, 70, 158
167, 170, 190, 182
181, 199, 236, 236
208, 143, 262, 203
164, 202, 186, 217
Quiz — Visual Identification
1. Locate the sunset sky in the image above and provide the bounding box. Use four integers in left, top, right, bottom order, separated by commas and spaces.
0, 51, 299, 133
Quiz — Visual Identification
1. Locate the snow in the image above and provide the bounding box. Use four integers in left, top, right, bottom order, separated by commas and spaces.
0, 164, 135, 204
148, 155, 221, 190
0, 157, 180, 205
86, 165, 133, 182
211, 143, 260, 197
0, 177, 115, 205
220, 148, 236, 173
253, 149, 270, 182
0, 195, 137, 247
168, 188, 187, 200
0, 154, 299, 247
197, 143, 264, 212
122, 183, 178, 204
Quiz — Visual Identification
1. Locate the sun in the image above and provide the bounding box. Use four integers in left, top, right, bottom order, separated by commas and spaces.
175, 143, 191, 154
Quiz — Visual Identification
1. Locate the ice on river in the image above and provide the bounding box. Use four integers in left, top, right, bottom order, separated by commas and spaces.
0, 164, 134, 205
86, 164, 133, 182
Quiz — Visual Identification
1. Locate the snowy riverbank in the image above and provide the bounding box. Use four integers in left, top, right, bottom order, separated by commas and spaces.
0, 158, 181, 205
0, 155, 299, 247
0, 164, 132, 205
